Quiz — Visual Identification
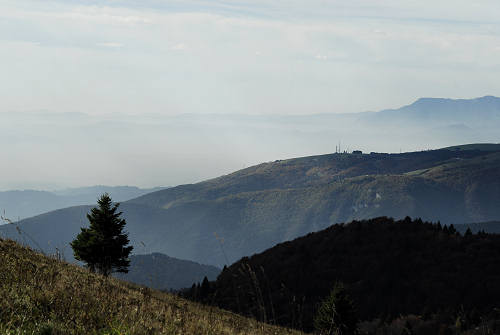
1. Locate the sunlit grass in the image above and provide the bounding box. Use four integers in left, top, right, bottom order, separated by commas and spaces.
0, 238, 303, 335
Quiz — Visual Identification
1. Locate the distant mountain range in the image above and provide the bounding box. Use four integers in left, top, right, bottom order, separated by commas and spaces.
1, 143, 499, 267
118, 253, 220, 291
2, 96, 500, 191
0, 186, 166, 221
364, 95, 500, 125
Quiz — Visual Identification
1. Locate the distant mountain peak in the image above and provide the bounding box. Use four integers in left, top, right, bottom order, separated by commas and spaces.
411, 95, 500, 106
411, 97, 451, 106
480, 95, 499, 100
373, 95, 500, 122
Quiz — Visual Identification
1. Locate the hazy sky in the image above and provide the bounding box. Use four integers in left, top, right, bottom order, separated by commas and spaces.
2, 0, 500, 115
1, 1, 500, 191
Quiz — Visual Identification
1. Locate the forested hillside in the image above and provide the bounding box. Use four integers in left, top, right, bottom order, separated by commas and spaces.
1, 146, 500, 267
457, 221, 500, 234
192, 217, 500, 332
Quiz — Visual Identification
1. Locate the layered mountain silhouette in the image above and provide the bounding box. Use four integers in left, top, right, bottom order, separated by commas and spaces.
0, 186, 166, 220
362, 95, 500, 125
2, 96, 500, 191
1, 144, 499, 267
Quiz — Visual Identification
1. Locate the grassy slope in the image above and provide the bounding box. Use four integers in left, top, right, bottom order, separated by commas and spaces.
129, 149, 490, 208
442, 143, 500, 151
0, 238, 301, 335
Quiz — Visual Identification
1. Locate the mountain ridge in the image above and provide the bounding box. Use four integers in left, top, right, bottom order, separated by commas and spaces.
1, 144, 499, 267
3, 96, 500, 192
0, 185, 167, 221
368, 95, 500, 125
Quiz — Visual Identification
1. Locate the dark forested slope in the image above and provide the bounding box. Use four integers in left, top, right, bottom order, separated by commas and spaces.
198, 217, 500, 331
116, 253, 220, 290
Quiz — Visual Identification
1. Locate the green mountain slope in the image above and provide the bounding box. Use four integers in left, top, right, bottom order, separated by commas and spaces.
0, 238, 300, 335
1, 146, 500, 267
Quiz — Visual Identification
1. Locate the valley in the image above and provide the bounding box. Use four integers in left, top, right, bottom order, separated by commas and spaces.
1, 144, 499, 268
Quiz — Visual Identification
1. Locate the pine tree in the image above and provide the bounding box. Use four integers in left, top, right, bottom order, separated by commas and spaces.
464, 227, 473, 237
70, 193, 133, 276
200, 276, 211, 300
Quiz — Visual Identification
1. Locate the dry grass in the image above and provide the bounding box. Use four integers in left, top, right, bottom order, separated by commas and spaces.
0, 238, 304, 335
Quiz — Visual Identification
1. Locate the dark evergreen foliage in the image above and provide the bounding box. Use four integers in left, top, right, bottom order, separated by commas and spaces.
314, 282, 358, 335
448, 224, 457, 234
70, 194, 133, 276
465, 227, 473, 237
187, 217, 500, 332
200, 276, 211, 299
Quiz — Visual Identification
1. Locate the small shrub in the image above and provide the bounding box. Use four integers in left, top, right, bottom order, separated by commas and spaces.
37, 323, 54, 335
314, 282, 358, 335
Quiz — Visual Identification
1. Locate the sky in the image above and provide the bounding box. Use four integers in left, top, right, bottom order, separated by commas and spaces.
2, 0, 500, 116
1, 0, 500, 190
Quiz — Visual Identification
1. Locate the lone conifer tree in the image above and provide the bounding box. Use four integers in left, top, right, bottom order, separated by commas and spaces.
71, 193, 133, 276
